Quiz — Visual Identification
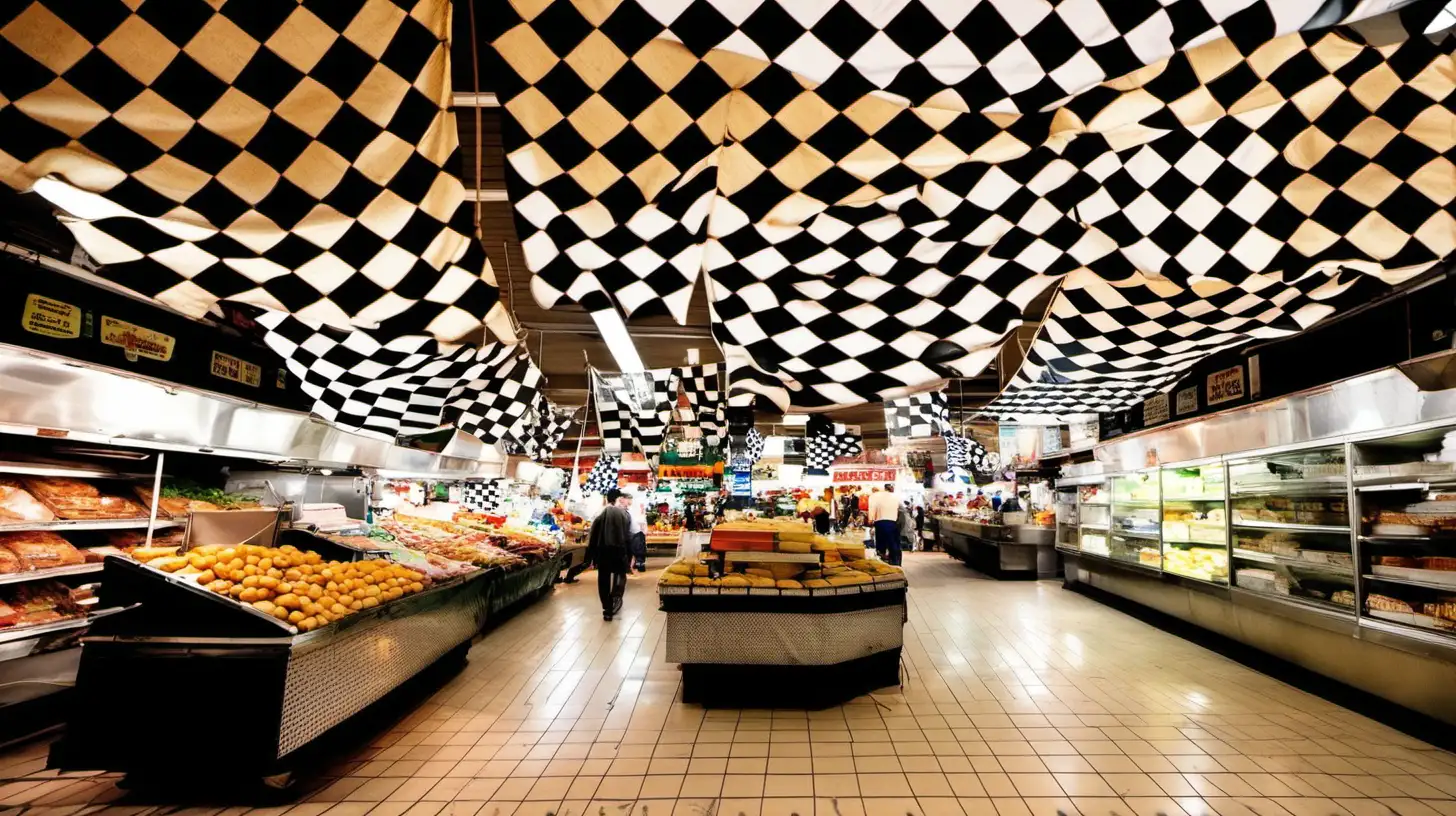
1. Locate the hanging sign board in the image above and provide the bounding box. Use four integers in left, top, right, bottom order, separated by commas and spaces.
1206, 366, 1245, 406
731, 469, 751, 497
1176, 387, 1198, 415
1142, 392, 1170, 426
832, 467, 898, 484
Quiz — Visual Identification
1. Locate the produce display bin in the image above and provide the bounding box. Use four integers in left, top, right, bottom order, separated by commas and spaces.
49, 557, 495, 777
660, 582, 907, 706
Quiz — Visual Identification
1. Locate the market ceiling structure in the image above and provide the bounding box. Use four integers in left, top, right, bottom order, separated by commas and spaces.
1, 0, 1453, 453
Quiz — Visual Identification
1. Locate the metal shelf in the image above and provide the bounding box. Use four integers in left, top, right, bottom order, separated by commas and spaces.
1109, 529, 1160, 540
1232, 549, 1353, 575
1112, 499, 1160, 508
0, 606, 125, 647
1162, 495, 1226, 502
0, 518, 179, 533
1364, 572, 1456, 592
1228, 478, 1347, 496
0, 563, 104, 586
1354, 482, 1443, 493
1231, 519, 1350, 533
0, 461, 141, 480
1079, 523, 1109, 531
1232, 548, 1276, 564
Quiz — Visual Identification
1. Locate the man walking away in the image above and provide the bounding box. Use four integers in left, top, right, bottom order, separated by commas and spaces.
868, 484, 901, 566
897, 501, 915, 558
587, 489, 632, 620
625, 491, 648, 572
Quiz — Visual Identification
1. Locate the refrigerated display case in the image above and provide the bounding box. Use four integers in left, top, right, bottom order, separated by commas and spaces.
1353, 428, 1456, 637
1110, 471, 1160, 567
1160, 462, 1228, 583
1226, 446, 1354, 614
1054, 483, 1078, 552
1075, 480, 1109, 557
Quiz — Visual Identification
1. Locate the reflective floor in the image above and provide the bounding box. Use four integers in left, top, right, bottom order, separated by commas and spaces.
3, 552, 1456, 816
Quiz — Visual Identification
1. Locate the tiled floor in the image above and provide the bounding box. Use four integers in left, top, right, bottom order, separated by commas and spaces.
4, 553, 1456, 816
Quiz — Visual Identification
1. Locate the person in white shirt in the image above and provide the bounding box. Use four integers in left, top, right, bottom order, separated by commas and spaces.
867, 484, 902, 565
624, 491, 648, 572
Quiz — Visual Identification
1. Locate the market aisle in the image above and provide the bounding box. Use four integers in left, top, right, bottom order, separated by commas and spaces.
4, 553, 1456, 816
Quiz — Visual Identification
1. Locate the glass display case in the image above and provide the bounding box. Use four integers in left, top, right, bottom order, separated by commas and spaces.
1054, 484, 1079, 551
1227, 445, 1354, 614
1110, 471, 1161, 567
1353, 428, 1456, 637
1160, 462, 1228, 583
1077, 480, 1110, 557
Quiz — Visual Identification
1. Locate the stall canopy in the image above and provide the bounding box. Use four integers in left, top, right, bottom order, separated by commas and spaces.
490, 0, 1455, 416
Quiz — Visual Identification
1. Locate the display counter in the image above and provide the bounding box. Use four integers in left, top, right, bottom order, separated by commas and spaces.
659, 520, 907, 705
936, 516, 1056, 578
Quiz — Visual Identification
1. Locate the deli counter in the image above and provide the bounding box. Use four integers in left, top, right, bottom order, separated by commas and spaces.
937, 516, 1056, 578
1057, 368, 1456, 726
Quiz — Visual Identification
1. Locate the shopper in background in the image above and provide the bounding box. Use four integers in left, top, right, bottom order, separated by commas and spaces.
810, 504, 832, 535
914, 504, 925, 540
868, 484, 901, 566
897, 501, 915, 556
625, 491, 648, 572
587, 489, 631, 621
991, 490, 1004, 511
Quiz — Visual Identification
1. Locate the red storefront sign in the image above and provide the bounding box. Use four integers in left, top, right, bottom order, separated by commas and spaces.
832, 467, 898, 484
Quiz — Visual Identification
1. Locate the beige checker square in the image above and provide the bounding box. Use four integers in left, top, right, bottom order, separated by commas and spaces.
1339, 164, 1401, 209
198, 87, 272, 147
183, 13, 259, 83
14, 79, 110, 139
216, 150, 283, 205
98, 15, 179, 85
1347, 62, 1402, 111
2, 3, 92, 74
774, 93, 838, 141
570, 151, 627, 197
275, 77, 345, 138
1406, 106, 1456, 153
133, 153, 214, 204
626, 154, 680, 201
266, 6, 340, 73
564, 30, 629, 91
355, 131, 416, 186
284, 140, 351, 199
631, 97, 694, 150
631, 39, 698, 92
1408, 157, 1456, 205
350, 64, 414, 127
343, 0, 408, 59
568, 95, 630, 149
496, 24, 560, 86
506, 87, 566, 140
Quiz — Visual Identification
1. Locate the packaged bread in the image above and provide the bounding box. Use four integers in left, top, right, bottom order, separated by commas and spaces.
23, 478, 99, 499
0, 480, 54, 522
746, 575, 777, 588
0, 547, 22, 574
666, 562, 693, 576
692, 564, 711, 577
775, 579, 803, 589
692, 576, 719, 587
802, 578, 830, 588
0, 531, 84, 569
719, 574, 751, 587
744, 568, 775, 579
660, 572, 691, 585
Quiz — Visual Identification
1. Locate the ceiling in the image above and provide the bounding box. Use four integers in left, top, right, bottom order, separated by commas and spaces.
448, 27, 1031, 442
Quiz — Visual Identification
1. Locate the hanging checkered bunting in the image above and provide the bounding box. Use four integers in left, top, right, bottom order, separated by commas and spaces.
583, 456, 619, 496
739, 428, 765, 464
885, 393, 952, 440
944, 433, 969, 469
490, 2, 1453, 411
591, 368, 679, 462
805, 424, 863, 475
675, 363, 726, 447
255, 310, 543, 444
507, 396, 578, 462
1, 0, 504, 342
985, 265, 1390, 418
462, 479, 512, 513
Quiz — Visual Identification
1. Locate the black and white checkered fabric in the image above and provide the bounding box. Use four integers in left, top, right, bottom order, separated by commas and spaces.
461, 479, 511, 513
885, 392, 952, 440
507, 396, 578, 461
1, 0, 504, 342
805, 424, 863, 475
490, 2, 1453, 411
675, 363, 726, 447
592, 368, 678, 462
740, 427, 765, 464
985, 265, 1383, 419
255, 310, 543, 444
943, 433, 970, 469
583, 456, 619, 496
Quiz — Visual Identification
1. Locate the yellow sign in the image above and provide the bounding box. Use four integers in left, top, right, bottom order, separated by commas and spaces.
211, 350, 261, 387
22, 294, 80, 339
101, 316, 174, 362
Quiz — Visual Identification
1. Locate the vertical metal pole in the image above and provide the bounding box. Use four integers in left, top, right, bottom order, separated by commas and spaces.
1346, 441, 1363, 632
145, 452, 164, 546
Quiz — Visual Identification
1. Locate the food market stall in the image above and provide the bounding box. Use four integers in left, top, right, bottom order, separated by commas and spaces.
1057, 367, 1456, 726
937, 514, 1057, 578
657, 519, 906, 706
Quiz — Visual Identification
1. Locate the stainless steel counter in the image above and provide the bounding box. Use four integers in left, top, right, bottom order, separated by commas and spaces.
935, 516, 1057, 578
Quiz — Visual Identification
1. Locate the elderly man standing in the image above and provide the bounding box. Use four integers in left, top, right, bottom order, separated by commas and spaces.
868, 484, 902, 566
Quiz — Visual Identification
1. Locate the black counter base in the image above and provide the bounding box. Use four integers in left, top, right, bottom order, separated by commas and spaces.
680, 647, 902, 708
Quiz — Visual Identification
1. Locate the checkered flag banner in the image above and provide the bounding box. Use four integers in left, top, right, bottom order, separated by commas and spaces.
507, 397, 578, 461
805, 423, 864, 475
255, 310, 543, 444
461, 479, 512, 513
491, 2, 1451, 411
583, 456, 619, 496
944, 433, 970, 469
738, 427, 765, 464
985, 264, 1389, 418
885, 393, 952, 440
675, 363, 726, 447
1, 0, 506, 343
592, 368, 679, 461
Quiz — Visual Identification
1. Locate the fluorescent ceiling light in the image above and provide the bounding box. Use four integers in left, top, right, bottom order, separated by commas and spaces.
781, 414, 809, 426
591, 309, 644, 373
